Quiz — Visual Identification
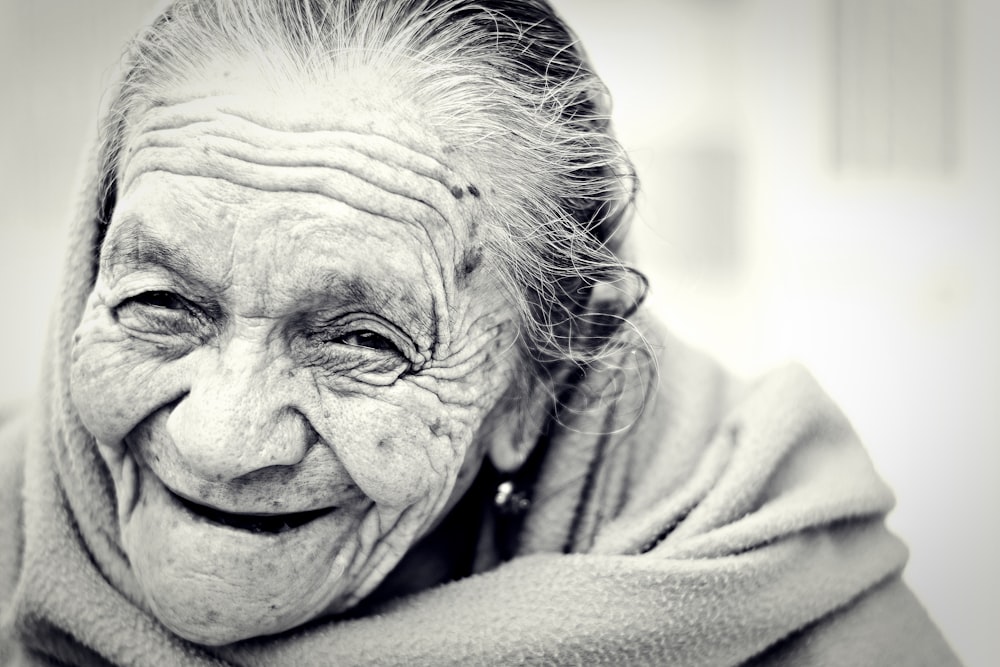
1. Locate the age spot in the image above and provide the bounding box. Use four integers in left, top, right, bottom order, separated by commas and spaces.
429, 418, 447, 438
455, 246, 484, 285
467, 184, 481, 198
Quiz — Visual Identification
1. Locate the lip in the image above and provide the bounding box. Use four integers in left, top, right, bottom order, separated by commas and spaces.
128, 433, 349, 535
130, 463, 367, 561
172, 491, 337, 534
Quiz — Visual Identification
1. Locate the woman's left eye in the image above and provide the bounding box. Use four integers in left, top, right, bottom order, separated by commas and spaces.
301, 317, 415, 375
130, 290, 191, 311
336, 330, 401, 354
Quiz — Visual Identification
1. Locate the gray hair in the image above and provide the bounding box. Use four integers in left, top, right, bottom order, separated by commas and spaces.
96, 0, 647, 407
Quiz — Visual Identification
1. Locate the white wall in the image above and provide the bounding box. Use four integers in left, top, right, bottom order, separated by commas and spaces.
554, 2, 998, 664
2, 1, 996, 663
0, 0, 164, 405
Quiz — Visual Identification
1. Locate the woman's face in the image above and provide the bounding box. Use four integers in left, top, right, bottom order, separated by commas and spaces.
69, 77, 520, 645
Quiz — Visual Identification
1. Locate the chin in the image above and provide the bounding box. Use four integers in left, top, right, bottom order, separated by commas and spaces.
117, 459, 375, 645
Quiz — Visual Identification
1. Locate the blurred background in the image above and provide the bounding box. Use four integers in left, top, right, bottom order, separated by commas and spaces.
1, 0, 996, 663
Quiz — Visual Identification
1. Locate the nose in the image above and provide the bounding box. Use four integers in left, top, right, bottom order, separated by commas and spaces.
166, 336, 312, 482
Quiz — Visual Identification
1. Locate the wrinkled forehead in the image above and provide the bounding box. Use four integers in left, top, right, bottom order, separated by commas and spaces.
105, 77, 507, 348
106, 68, 503, 299
122, 77, 488, 225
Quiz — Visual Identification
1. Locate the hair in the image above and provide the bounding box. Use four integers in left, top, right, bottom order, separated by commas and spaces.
95, 0, 649, 413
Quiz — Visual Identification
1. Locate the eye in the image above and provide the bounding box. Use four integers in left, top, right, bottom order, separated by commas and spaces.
335, 330, 401, 355
129, 290, 190, 311
115, 290, 211, 338
297, 315, 416, 380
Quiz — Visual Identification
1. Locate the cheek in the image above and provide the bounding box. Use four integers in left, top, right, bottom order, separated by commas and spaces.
319, 396, 478, 511
310, 380, 496, 520
343, 338, 520, 513
69, 296, 184, 446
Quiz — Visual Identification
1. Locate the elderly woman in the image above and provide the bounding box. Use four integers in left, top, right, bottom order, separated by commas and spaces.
0, 1, 959, 665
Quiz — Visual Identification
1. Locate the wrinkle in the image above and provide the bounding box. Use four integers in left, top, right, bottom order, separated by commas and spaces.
132, 129, 460, 223
130, 101, 460, 196
216, 109, 454, 179
125, 152, 439, 229
134, 99, 449, 162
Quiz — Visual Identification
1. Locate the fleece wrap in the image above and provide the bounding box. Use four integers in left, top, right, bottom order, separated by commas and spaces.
0, 125, 960, 667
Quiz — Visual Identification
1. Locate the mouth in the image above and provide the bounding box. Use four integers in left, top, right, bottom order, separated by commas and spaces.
174, 493, 335, 534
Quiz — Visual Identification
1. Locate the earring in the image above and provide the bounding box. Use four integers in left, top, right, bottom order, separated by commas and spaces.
494, 479, 531, 515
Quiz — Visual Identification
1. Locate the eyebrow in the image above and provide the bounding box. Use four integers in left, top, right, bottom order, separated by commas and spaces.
321, 274, 384, 309
314, 272, 430, 334
101, 223, 203, 282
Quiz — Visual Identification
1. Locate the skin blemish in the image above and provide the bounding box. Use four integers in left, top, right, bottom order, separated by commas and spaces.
464, 247, 483, 274
450, 185, 464, 200
429, 418, 447, 438
397, 290, 417, 308
467, 184, 481, 198
455, 246, 484, 285
341, 277, 378, 305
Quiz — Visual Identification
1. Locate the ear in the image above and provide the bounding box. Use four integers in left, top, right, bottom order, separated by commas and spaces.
487, 420, 529, 473
487, 380, 554, 474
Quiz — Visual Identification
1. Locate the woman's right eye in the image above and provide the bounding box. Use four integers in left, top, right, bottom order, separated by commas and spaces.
115, 290, 209, 337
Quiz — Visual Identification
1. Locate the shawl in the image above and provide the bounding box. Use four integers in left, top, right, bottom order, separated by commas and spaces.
0, 85, 960, 667
0, 299, 962, 666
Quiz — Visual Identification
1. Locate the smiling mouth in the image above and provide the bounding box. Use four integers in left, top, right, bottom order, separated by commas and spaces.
175, 494, 335, 534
